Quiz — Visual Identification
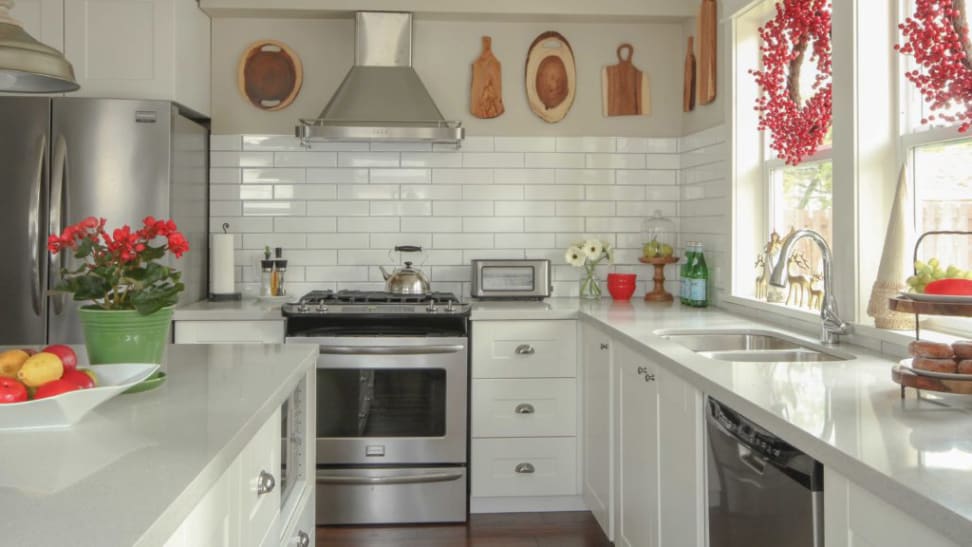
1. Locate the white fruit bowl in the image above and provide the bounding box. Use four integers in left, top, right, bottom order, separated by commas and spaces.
0, 363, 160, 431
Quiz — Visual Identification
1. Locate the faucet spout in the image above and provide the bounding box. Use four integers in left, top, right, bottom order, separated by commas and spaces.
767, 229, 849, 344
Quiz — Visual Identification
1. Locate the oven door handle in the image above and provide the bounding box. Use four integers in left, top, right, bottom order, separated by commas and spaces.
317, 345, 465, 355
315, 471, 464, 485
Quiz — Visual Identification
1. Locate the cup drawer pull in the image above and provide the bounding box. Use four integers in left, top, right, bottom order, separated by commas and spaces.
515, 344, 536, 355
256, 470, 276, 495
515, 462, 535, 474
515, 403, 535, 414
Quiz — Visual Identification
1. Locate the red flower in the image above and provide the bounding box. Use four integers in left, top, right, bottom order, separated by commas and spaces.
167, 232, 189, 258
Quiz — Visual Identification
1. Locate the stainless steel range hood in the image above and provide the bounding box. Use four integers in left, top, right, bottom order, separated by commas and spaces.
296, 12, 463, 145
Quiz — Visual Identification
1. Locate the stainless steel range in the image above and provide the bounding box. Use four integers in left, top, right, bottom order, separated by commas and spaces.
283, 290, 471, 526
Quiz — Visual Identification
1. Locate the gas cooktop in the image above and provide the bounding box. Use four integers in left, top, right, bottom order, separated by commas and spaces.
282, 290, 470, 317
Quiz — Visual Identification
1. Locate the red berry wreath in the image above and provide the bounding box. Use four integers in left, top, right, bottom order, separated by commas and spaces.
750, 0, 833, 165
897, 0, 972, 131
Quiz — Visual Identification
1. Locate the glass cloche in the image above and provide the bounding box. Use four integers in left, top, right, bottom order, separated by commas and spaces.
641, 210, 676, 258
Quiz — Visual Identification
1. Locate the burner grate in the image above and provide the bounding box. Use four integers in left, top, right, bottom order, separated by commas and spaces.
296, 290, 461, 306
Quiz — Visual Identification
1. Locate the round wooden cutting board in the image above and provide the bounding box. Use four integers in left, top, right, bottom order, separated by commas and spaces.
237, 40, 303, 111
525, 31, 576, 123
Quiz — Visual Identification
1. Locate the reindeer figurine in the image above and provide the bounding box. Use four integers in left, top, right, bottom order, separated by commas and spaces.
785, 253, 814, 308
808, 273, 825, 310
755, 254, 768, 300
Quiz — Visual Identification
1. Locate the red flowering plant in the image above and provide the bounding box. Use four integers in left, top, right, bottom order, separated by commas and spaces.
48, 216, 190, 314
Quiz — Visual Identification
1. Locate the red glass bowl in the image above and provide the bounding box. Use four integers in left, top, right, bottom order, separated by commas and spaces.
607, 273, 637, 301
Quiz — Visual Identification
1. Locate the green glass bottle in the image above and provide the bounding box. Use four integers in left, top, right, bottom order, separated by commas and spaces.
689, 243, 709, 307
680, 242, 696, 305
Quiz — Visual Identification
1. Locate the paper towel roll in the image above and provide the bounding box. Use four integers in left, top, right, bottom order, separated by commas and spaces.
211, 234, 235, 295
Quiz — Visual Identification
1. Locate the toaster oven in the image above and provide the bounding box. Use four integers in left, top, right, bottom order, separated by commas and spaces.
470, 259, 551, 300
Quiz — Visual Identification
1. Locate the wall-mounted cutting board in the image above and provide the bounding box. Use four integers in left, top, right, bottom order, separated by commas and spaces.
470, 36, 505, 119
525, 31, 576, 123
600, 43, 650, 117
683, 36, 697, 112
237, 40, 303, 111
697, 0, 717, 105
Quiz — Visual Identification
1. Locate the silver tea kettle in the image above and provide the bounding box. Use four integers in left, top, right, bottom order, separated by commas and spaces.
379, 246, 431, 295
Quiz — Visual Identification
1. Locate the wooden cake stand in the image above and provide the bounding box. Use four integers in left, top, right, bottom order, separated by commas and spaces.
639, 256, 679, 302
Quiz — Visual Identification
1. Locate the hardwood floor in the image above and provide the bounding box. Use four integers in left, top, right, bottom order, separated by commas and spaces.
316, 511, 612, 547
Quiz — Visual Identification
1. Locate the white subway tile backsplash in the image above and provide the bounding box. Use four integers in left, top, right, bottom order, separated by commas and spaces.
275, 184, 338, 200
338, 152, 400, 167
308, 201, 370, 216
306, 168, 369, 184
274, 151, 337, 168
369, 168, 431, 184
370, 201, 432, 217
243, 168, 305, 184
462, 153, 524, 168
211, 132, 713, 298
525, 153, 586, 169
243, 201, 306, 216
401, 152, 463, 168
431, 168, 494, 185
338, 217, 399, 232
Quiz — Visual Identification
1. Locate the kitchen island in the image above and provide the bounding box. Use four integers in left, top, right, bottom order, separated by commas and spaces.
0, 343, 317, 547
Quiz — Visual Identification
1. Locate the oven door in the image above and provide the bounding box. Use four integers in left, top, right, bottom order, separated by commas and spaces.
294, 336, 468, 466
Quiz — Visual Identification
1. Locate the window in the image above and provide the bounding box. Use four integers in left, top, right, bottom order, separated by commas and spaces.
769, 160, 833, 268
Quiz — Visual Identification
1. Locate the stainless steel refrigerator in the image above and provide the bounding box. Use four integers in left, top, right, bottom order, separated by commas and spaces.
0, 97, 209, 345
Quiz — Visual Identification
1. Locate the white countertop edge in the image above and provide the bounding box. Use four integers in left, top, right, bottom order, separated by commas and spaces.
173, 299, 287, 321
133, 344, 317, 546
578, 313, 972, 543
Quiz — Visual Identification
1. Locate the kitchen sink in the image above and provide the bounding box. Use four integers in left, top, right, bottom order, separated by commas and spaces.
655, 329, 854, 363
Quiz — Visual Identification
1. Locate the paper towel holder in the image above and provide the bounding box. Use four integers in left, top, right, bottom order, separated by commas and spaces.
209, 223, 243, 302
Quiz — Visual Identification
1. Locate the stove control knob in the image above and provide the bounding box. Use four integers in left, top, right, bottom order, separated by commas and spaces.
446, 299, 456, 312
297, 303, 309, 313
317, 304, 328, 313
426, 299, 438, 313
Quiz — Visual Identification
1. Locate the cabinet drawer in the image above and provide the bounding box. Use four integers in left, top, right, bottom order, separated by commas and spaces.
241, 408, 281, 547
471, 437, 578, 497
472, 320, 577, 378
174, 321, 285, 344
473, 378, 576, 437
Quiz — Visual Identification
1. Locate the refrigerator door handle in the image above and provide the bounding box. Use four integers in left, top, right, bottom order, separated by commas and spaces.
29, 134, 46, 317
50, 134, 67, 315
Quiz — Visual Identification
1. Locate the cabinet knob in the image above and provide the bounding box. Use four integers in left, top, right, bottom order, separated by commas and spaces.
515, 344, 535, 355
600, 343, 609, 350
296, 530, 310, 547
515, 403, 535, 414
645, 373, 656, 382
515, 462, 536, 474
637, 366, 648, 374
256, 470, 276, 495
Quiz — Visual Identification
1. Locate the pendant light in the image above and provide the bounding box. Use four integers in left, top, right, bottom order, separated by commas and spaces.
0, 0, 78, 93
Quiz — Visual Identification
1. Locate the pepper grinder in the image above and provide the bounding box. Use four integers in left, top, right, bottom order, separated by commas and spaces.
260, 246, 275, 297
272, 247, 287, 296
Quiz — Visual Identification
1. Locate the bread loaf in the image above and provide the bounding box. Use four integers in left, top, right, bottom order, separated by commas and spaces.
912, 357, 958, 374
952, 341, 972, 360
908, 340, 954, 359
957, 360, 972, 375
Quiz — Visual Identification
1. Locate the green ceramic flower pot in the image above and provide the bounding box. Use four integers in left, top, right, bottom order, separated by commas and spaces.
78, 307, 174, 365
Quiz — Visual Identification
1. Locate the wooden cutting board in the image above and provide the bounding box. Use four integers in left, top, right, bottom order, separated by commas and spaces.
697, 0, 717, 105
237, 40, 303, 111
601, 43, 650, 117
683, 37, 697, 112
470, 36, 505, 119
525, 31, 576, 123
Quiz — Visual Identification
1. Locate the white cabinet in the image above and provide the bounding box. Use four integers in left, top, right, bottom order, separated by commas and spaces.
825, 469, 959, 547
470, 319, 580, 508
241, 411, 282, 545
63, 0, 210, 114
174, 320, 286, 344
279, 487, 315, 547
164, 458, 241, 547
10, 0, 211, 114
581, 323, 614, 538
613, 340, 659, 547
9, 0, 64, 51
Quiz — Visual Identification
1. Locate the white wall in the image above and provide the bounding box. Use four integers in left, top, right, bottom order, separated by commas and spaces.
211, 17, 687, 136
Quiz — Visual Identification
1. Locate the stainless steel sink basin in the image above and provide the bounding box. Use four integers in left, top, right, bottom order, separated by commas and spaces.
655, 329, 854, 363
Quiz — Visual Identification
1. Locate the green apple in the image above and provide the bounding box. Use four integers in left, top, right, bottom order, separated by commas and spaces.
659, 243, 673, 257
643, 241, 660, 257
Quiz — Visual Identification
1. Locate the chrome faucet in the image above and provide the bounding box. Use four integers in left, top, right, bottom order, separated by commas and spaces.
768, 229, 850, 344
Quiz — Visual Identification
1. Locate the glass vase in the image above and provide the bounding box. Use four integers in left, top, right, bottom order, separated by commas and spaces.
579, 263, 602, 299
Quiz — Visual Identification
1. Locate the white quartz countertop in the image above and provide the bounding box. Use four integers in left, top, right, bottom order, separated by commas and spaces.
0, 343, 317, 547
173, 298, 288, 321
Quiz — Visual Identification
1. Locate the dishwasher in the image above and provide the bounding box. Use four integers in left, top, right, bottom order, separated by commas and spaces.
706, 397, 824, 547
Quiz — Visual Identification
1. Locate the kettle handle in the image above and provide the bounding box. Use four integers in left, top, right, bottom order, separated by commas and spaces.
394, 245, 423, 253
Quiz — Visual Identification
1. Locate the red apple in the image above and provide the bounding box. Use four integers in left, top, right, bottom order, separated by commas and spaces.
41, 344, 78, 371
61, 368, 95, 389
0, 377, 28, 403
34, 379, 80, 399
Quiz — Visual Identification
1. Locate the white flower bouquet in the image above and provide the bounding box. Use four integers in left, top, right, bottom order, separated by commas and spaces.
565, 239, 614, 298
